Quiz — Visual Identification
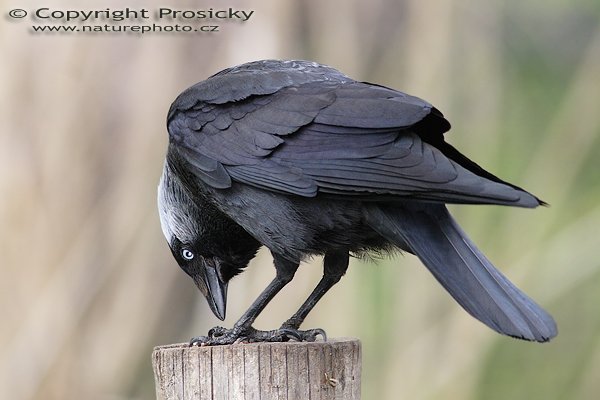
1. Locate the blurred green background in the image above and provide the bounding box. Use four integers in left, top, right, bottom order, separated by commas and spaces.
2, 0, 599, 399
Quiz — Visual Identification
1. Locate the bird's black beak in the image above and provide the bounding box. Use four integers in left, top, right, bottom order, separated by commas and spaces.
195, 261, 228, 321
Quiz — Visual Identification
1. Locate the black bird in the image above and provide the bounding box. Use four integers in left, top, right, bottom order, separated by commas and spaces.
158, 59, 557, 345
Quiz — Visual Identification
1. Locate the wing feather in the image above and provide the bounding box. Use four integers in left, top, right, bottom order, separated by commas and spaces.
168, 75, 539, 207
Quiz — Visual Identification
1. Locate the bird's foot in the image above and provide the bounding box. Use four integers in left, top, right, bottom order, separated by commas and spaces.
283, 327, 327, 342
190, 326, 327, 346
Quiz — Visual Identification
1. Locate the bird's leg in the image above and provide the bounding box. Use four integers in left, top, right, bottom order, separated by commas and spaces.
279, 250, 350, 341
191, 254, 299, 346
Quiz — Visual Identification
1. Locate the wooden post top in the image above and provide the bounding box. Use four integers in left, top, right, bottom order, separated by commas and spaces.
152, 338, 362, 400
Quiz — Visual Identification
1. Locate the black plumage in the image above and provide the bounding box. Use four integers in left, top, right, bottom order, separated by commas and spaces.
158, 59, 557, 344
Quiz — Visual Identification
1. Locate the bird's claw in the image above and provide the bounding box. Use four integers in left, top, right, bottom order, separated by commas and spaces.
189, 326, 236, 346
189, 326, 327, 346
279, 327, 327, 342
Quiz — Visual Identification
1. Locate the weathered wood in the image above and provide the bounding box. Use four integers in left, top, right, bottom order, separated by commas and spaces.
152, 338, 361, 400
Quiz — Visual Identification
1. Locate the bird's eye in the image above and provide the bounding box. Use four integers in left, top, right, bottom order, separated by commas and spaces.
181, 249, 194, 260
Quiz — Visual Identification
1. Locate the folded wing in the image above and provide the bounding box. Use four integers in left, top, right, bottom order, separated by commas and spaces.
168, 79, 541, 207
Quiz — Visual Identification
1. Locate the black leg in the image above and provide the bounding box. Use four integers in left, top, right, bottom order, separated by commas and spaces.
280, 250, 350, 338
191, 253, 299, 345
232, 254, 298, 328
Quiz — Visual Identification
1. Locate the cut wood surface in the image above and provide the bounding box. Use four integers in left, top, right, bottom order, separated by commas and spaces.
152, 338, 361, 400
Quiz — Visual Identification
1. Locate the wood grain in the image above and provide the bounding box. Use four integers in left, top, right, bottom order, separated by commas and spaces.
152, 338, 361, 400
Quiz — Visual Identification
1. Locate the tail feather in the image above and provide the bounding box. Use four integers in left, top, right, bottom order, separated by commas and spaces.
363, 203, 557, 342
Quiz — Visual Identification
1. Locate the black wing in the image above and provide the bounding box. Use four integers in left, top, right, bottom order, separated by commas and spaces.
168, 75, 540, 207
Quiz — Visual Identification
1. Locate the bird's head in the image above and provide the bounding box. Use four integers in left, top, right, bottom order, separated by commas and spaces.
168, 238, 231, 320
158, 162, 260, 320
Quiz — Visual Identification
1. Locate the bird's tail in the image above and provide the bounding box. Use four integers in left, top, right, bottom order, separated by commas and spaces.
363, 203, 557, 342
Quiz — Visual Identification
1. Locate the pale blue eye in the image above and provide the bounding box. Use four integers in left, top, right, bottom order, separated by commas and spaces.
182, 249, 194, 260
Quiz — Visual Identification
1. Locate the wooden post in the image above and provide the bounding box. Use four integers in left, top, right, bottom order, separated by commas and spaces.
152, 338, 361, 400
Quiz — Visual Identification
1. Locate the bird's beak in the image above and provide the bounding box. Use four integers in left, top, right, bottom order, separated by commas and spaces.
197, 262, 228, 321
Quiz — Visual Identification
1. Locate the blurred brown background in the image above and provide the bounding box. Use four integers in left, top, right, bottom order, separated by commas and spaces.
2, 0, 600, 399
